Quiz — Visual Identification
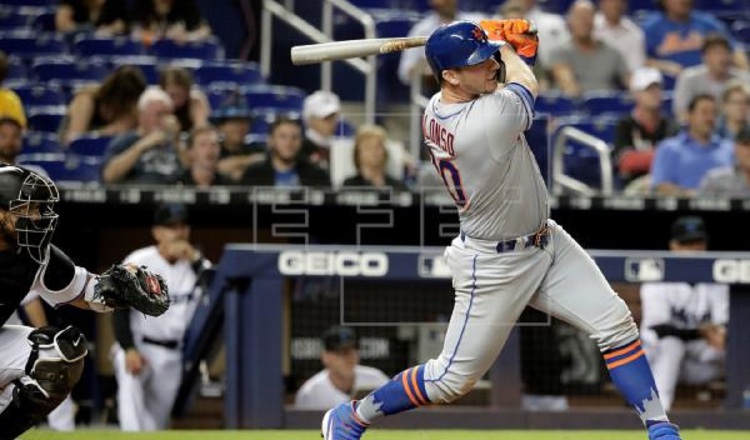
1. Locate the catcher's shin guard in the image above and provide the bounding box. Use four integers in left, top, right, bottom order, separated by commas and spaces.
0, 326, 86, 440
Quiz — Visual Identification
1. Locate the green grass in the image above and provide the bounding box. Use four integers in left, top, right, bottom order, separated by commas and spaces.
20, 430, 750, 440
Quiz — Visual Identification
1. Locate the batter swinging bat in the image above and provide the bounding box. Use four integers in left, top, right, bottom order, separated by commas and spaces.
291, 36, 428, 65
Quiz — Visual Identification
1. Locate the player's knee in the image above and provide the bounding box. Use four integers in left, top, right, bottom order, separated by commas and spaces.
26, 325, 87, 409
592, 296, 639, 351
430, 373, 477, 403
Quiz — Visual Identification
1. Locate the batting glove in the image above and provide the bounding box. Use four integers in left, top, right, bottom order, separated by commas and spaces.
479, 19, 539, 66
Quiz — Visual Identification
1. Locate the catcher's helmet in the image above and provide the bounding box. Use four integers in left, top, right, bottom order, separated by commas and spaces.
425, 21, 503, 83
0, 164, 59, 263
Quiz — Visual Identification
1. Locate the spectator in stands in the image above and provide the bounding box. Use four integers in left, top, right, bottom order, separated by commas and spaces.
642, 0, 748, 78
55, 0, 131, 35
295, 326, 389, 410
158, 66, 210, 133
213, 92, 264, 181
699, 127, 750, 197
0, 51, 26, 129
495, 0, 551, 90
101, 87, 183, 184
0, 117, 51, 178
300, 90, 341, 170
613, 67, 679, 191
131, 0, 212, 46
715, 80, 750, 141
549, 0, 629, 97
398, 0, 486, 90
62, 65, 147, 145
650, 94, 734, 196
240, 117, 329, 187
672, 34, 750, 122
495, 0, 569, 73
342, 125, 408, 191
178, 125, 233, 187
640, 216, 728, 412
594, 0, 645, 71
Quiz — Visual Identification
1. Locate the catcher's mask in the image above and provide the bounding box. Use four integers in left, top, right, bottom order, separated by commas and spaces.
0, 164, 59, 263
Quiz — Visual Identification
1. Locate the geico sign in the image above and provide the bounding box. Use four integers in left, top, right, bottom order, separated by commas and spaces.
712, 260, 750, 283
278, 251, 389, 277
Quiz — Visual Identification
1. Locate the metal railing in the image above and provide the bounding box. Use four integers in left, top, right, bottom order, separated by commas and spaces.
261, 0, 377, 124
552, 126, 614, 196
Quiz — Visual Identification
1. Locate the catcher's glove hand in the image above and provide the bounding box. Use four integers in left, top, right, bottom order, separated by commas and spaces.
93, 264, 170, 316
479, 19, 539, 66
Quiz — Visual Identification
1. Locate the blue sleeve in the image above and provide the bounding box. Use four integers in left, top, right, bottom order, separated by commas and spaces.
505, 83, 535, 130
649, 141, 676, 187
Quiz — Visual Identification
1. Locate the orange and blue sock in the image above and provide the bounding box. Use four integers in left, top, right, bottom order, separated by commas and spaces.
355, 364, 429, 423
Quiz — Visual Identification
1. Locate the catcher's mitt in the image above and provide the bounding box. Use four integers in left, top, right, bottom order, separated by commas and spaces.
94, 264, 170, 316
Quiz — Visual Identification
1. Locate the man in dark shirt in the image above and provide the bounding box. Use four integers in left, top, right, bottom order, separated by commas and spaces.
241, 117, 329, 188
178, 125, 234, 187
213, 93, 265, 181
613, 67, 678, 190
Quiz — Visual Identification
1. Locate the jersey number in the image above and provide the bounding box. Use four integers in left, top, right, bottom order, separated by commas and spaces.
437, 159, 467, 207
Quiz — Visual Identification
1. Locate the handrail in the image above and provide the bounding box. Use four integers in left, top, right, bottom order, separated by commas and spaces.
261, 0, 377, 124
552, 126, 614, 196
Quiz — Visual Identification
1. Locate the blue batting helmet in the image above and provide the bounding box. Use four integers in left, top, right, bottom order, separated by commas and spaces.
425, 21, 503, 82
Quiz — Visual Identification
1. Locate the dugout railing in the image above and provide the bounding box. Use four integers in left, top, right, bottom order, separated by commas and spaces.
176, 244, 750, 429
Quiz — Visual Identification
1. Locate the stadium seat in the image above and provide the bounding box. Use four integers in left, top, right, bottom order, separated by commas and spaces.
0, 0, 57, 6
0, 31, 68, 59
11, 84, 66, 107
695, 0, 746, 12
250, 117, 270, 135
534, 93, 578, 117
21, 132, 63, 154
68, 134, 113, 157
16, 153, 102, 183
553, 116, 618, 188
242, 85, 307, 114
150, 38, 225, 60
30, 10, 55, 32
351, 0, 430, 11
32, 59, 109, 84
731, 23, 750, 44
628, 0, 661, 12
74, 36, 146, 57
99, 55, 160, 84
556, 116, 619, 146
193, 61, 264, 87
0, 8, 30, 29
4, 56, 28, 82
581, 91, 634, 117
537, 0, 575, 14
27, 106, 66, 133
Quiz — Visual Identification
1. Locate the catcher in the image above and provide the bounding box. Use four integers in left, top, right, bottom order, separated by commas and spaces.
0, 164, 169, 440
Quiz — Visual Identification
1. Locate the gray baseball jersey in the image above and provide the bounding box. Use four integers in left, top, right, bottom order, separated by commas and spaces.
423, 84, 549, 240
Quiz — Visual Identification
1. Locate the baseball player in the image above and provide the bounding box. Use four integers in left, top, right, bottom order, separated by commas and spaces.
640, 216, 728, 411
0, 164, 168, 440
112, 203, 209, 431
322, 20, 682, 440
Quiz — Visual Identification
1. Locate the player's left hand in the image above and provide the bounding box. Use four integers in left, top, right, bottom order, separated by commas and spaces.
93, 264, 171, 316
479, 19, 539, 66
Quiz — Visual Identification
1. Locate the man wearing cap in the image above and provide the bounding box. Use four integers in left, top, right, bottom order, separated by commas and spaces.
612, 67, 678, 191
295, 326, 389, 410
0, 52, 26, 130
112, 203, 211, 430
300, 90, 342, 170
639, 216, 728, 412
699, 127, 750, 197
213, 92, 266, 181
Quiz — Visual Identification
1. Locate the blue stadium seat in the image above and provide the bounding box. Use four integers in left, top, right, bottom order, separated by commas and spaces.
351, 0, 429, 11
242, 85, 307, 114
31, 10, 55, 32
68, 134, 113, 157
557, 116, 619, 146
534, 93, 578, 117
581, 91, 634, 117
74, 36, 146, 57
0, 8, 30, 29
11, 84, 66, 107
695, 0, 747, 12
251, 117, 269, 135
193, 61, 264, 87
21, 132, 63, 154
150, 38, 225, 60
0, 0, 57, 6
32, 59, 109, 83
731, 23, 750, 44
16, 154, 102, 183
628, 0, 661, 12
537, 0, 575, 14
4, 56, 28, 82
0, 31, 68, 60
100, 55, 160, 84
27, 106, 66, 133
554, 116, 619, 188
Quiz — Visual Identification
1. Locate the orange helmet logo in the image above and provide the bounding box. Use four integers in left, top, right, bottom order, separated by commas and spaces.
472, 26, 487, 43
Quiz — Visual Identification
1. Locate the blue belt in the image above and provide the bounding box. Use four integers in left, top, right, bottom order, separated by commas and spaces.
461, 224, 551, 254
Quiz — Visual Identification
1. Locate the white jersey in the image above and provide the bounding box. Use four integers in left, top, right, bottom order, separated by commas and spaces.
423, 84, 549, 240
639, 282, 729, 347
123, 246, 199, 342
294, 365, 389, 410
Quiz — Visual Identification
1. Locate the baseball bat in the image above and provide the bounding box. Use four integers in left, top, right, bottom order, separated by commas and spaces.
291, 36, 428, 65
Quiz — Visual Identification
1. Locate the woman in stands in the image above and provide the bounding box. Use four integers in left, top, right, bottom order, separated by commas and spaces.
158, 66, 210, 133
55, 0, 131, 35
61, 65, 147, 145
342, 125, 408, 191
131, 0, 212, 45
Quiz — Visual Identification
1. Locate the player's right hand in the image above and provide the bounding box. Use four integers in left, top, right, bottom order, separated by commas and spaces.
125, 348, 146, 375
479, 19, 539, 66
